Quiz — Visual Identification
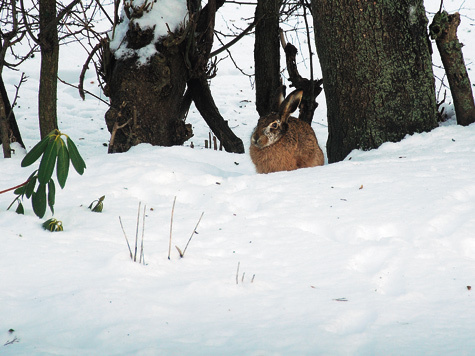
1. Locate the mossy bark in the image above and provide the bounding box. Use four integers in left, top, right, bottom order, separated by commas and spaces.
430, 12, 475, 126
312, 0, 438, 163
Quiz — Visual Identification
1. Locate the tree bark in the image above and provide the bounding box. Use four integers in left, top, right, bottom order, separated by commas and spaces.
38, 0, 59, 138
105, 45, 193, 153
0, 75, 24, 149
430, 12, 475, 126
0, 92, 11, 158
312, 0, 438, 163
254, 0, 283, 116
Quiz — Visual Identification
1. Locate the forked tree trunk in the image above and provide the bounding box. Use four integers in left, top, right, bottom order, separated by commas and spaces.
103, 0, 244, 154
430, 12, 475, 126
312, 0, 438, 163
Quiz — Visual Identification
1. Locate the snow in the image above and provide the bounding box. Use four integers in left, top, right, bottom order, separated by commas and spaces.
1, 0, 475, 355
110, 0, 188, 64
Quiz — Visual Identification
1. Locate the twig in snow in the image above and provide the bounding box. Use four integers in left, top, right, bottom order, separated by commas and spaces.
176, 211, 205, 258
168, 196, 176, 260
134, 201, 141, 262
3, 336, 19, 346
119, 216, 133, 260
236, 261, 240, 285
140, 204, 146, 264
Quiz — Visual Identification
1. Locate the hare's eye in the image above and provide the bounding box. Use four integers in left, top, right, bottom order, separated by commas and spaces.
270, 122, 278, 129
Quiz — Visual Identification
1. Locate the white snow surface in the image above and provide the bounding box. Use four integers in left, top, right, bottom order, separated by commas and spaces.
1, 0, 475, 355
110, 0, 187, 64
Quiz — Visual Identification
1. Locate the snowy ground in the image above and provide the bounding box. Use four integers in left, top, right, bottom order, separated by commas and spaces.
1, 0, 475, 355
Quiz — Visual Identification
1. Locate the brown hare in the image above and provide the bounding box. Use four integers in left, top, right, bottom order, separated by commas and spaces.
249, 90, 324, 174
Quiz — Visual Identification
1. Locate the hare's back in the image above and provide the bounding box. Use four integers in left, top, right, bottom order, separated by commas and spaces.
286, 117, 324, 166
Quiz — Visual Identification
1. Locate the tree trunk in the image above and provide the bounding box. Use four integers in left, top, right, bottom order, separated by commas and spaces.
105, 44, 193, 153
312, 0, 438, 163
0, 75, 24, 149
0, 92, 11, 158
430, 12, 475, 126
254, 0, 282, 116
38, 0, 59, 138
103, 0, 244, 153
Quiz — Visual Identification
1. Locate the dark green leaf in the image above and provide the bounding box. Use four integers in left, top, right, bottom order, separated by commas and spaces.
13, 185, 26, 195
32, 183, 47, 218
21, 135, 52, 167
25, 176, 38, 198
16, 202, 24, 215
42, 218, 55, 231
67, 136, 86, 175
48, 179, 56, 215
56, 140, 69, 189
38, 137, 60, 185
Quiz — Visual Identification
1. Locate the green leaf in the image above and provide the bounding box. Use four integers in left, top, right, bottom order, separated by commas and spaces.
25, 176, 38, 199
13, 185, 26, 195
56, 140, 69, 189
66, 136, 86, 175
32, 183, 47, 218
47, 179, 56, 215
16, 202, 24, 215
38, 137, 60, 185
21, 133, 54, 167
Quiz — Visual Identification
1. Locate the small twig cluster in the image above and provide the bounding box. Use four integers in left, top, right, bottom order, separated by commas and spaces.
235, 262, 256, 285
119, 197, 204, 263
119, 202, 146, 264
204, 131, 223, 151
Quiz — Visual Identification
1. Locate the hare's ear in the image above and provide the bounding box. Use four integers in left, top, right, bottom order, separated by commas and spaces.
279, 89, 303, 122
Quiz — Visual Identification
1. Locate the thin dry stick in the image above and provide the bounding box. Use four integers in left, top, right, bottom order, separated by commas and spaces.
119, 216, 133, 260
251, 274, 255, 283
140, 204, 146, 264
179, 211, 204, 258
168, 196, 176, 260
134, 201, 141, 261
236, 261, 240, 285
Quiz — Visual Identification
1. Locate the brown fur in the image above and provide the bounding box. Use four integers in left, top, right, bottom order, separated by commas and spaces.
249, 90, 324, 174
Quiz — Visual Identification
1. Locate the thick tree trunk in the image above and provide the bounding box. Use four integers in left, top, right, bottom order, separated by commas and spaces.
254, 0, 282, 116
104, 0, 244, 153
430, 12, 475, 126
38, 0, 59, 138
312, 0, 438, 163
105, 46, 193, 153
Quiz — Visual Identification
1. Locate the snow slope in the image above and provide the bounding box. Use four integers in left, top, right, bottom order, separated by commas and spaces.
1, 0, 475, 355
